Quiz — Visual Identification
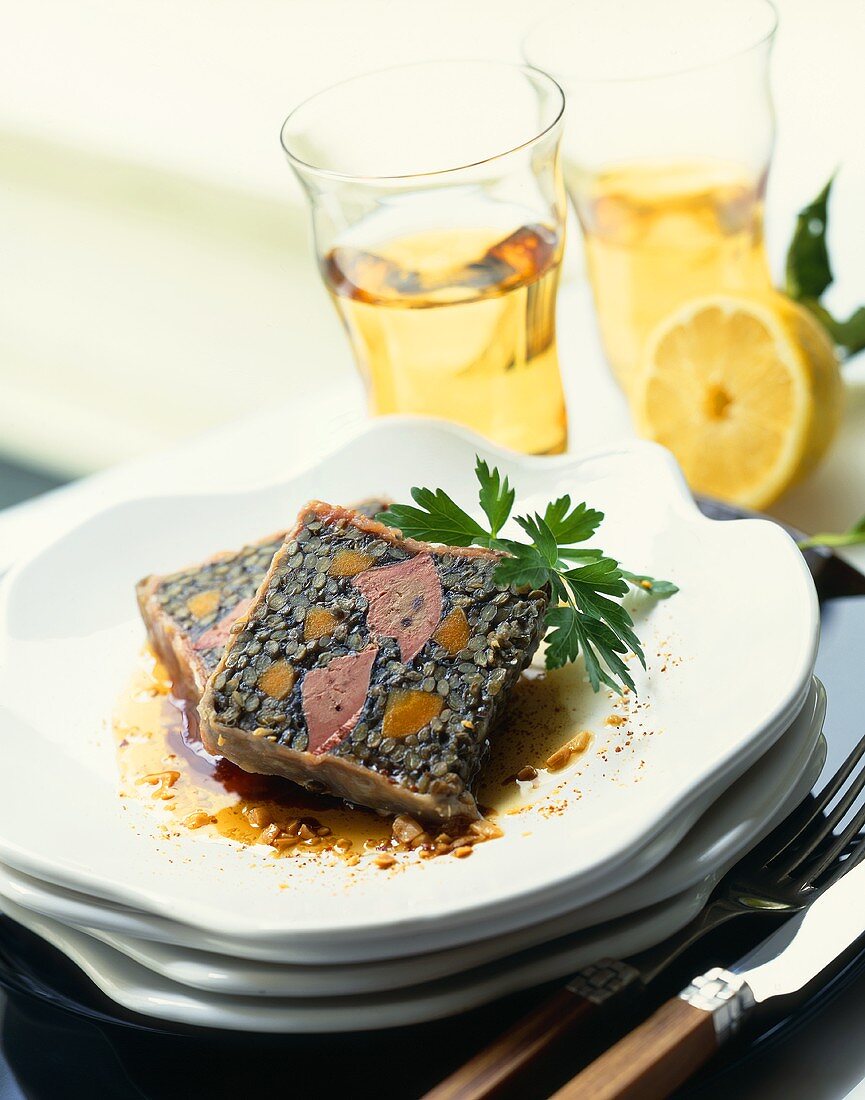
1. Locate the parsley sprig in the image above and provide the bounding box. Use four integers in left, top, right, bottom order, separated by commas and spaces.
378, 458, 677, 695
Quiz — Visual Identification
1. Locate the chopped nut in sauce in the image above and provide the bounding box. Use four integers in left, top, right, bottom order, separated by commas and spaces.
259, 823, 281, 845
138, 770, 180, 800
545, 731, 592, 772
183, 810, 213, 830
392, 814, 426, 844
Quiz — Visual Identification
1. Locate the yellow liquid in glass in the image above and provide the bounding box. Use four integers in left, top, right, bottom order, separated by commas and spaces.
323, 225, 567, 455
570, 159, 773, 390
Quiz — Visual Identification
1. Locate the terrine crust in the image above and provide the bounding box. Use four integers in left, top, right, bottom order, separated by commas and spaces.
198, 501, 549, 822
202, 716, 479, 819
136, 536, 285, 703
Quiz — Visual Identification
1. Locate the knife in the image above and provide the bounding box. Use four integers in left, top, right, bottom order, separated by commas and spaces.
552, 846, 865, 1099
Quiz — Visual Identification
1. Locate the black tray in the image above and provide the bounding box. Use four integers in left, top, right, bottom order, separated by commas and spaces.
0, 501, 863, 1099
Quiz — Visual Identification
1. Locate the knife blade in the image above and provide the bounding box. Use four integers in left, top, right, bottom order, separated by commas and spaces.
552, 848, 865, 1100
733, 849, 865, 1004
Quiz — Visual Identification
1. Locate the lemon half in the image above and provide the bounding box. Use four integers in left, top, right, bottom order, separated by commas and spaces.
632, 293, 843, 509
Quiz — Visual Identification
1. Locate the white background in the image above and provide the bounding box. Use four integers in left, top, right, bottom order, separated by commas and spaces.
1, 4, 865, 1095
0, 0, 863, 476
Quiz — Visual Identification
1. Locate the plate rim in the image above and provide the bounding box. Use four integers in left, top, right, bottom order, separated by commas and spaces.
0, 418, 820, 947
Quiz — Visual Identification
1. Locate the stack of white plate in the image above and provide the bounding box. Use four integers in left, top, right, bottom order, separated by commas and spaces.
0, 422, 823, 1033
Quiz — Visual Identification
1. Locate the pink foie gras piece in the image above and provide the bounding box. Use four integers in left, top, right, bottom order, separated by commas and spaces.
352, 553, 443, 662
302, 645, 378, 755
193, 598, 254, 651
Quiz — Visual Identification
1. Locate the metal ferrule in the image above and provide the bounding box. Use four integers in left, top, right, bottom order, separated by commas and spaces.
679, 967, 756, 1042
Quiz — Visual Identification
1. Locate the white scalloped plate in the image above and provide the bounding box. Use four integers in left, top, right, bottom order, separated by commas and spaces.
0, 679, 824, 990
0, 419, 818, 958
0, 711, 818, 1041
0, 889, 697, 1032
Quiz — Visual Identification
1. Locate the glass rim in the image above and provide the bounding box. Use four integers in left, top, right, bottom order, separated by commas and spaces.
523, 0, 778, 86
280, 59, 565, 184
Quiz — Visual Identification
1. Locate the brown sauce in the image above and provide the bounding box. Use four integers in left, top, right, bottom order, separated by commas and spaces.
113, 649, 611, 867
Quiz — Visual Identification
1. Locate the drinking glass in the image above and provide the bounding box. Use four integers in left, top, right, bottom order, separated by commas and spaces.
524, 0, 778, 393
281, 61, 568, 455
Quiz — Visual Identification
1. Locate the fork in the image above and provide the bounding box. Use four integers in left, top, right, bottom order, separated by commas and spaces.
424, 731, 865, 1100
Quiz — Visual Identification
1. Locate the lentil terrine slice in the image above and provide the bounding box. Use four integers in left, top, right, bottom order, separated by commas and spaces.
198, 502, 549, 821
136, 499, 388, 704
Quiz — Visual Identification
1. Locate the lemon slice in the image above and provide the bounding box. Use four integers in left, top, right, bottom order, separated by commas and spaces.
632, 293, 843, 508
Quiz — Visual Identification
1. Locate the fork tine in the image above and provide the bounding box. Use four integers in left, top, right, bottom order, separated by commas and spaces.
765, 734, 865, 878
776, 747, 865, 879
811, 740, 865, 825
792, 800, 865, 888
810, 735, 865, 813
810, 829, 865, 890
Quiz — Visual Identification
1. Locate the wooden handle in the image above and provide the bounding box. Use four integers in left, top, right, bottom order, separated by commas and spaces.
550, 997, 718, 1100
423, 987, 600, 1100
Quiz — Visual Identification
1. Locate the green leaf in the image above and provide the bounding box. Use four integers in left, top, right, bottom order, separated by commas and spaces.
797, 513, 865, 550
542, 495, 604, 545
797, 300, 865, 360
545, 605, 635, 693
493, 542, 552, 591
564, 558, 629, 599
621, 571, 680, 598
377, 487, 488, 546
514, 513, 559, 567
557, 547, 606, 563
785, 175, 865, 360
786, 175, 835, 301
563, 560, 646, 674
475, 458, 514, 538
571, 588, 644, 668
579, 617, 637, 693
544, 604, 581, 669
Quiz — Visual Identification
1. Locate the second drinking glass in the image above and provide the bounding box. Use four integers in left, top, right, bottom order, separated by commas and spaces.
281, 61, 568, 455
525, 0, 777, 394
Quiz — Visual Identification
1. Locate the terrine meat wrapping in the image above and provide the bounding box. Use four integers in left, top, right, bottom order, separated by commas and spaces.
136, 500, 388, 703
198, 502, 549, 821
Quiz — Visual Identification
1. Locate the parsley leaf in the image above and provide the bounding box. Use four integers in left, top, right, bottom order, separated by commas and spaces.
493, 542, 551, 591
545, 605, 635, 693
786, 174, 865, 360
542, 495, 603, 545
476, 458, 515, 537
514, 513, 559, 567
556, 547, 606, 563
621, 571, 680, 598
377, 487, 488, 547
543, 604, 582, 668
377, 457, 678, 694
